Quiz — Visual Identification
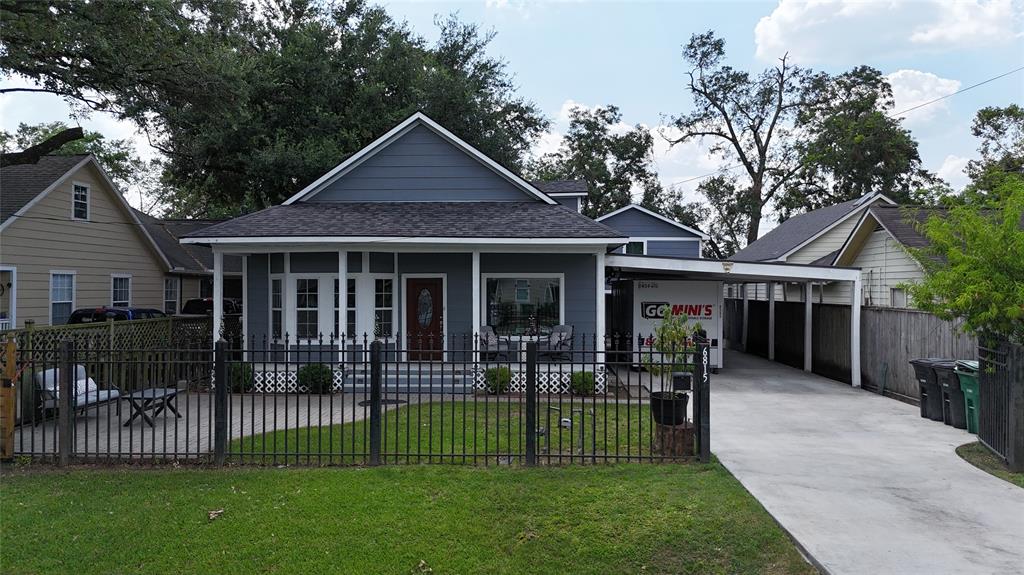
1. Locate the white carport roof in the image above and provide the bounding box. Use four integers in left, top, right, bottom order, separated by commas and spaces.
606, 254, 863, 388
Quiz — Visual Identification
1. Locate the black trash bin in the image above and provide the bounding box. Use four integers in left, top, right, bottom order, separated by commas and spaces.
933, 359, 967, 429
909, 358, 944, 422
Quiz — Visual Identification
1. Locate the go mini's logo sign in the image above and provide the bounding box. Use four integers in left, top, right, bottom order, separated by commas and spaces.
641, 302, 713, 320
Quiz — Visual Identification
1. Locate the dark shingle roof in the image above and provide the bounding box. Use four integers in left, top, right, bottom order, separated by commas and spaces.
1, 154, 90, 223
809, 249, 841, 266
870, 205, 934, 249
135, 210, 242, 273
532, 180, 588, 194
185, 202, 625, 240
730, 196, 879, 262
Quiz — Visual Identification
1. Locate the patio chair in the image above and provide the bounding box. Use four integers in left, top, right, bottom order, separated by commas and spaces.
537, 325, 574, 361
34, 365, 122, 422
479, 326, 512, 362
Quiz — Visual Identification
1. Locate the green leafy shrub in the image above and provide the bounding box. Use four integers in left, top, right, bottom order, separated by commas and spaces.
570, 371, 596, 396
484, 367, 512, 394
228, 363, 254, 393
298, 364, 335, 394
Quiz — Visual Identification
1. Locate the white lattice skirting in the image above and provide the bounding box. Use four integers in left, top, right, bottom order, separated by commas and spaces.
252, 370, 346, 393
473, 368, 606, 394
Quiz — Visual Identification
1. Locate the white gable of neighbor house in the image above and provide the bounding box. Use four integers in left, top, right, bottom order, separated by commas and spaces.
785, 196, 894, 264
288, 114, 554, 204
823, 217, 925, 307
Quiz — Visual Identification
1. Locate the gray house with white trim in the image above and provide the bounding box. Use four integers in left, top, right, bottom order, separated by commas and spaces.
596, 204, 707, 258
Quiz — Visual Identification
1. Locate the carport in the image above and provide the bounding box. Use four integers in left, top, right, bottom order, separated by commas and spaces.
605, 254, 864, 387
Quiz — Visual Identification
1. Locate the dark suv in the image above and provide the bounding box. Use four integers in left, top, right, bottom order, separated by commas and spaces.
180, 298, 242, 316
67, 307, 167, 324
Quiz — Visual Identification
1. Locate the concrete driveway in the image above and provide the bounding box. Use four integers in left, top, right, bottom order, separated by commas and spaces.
711, 351, 1024, 575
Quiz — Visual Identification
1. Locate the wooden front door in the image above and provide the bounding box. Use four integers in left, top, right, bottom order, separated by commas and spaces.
406, 277, 444, 360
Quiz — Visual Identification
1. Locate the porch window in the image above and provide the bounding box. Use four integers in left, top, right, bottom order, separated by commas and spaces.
296, 278, 318, 340
334, 278, 357, 338
374, 278, 393, 338
111, 275, 131, 307
485, 276, 562, 336
625, 241, 645, 255
163, 277, 179, 314
271, 278, 282, 339
50, 272, 74, 325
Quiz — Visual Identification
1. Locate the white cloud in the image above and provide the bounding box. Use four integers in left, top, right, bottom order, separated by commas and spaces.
754, 0, 1021, 63
885, 69, 961, 124
937, 154, 971, 189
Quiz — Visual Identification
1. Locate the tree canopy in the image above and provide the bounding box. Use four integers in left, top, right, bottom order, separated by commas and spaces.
1, 0, 548, 217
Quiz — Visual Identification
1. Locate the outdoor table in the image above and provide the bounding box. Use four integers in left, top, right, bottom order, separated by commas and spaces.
123, 388, 181, 427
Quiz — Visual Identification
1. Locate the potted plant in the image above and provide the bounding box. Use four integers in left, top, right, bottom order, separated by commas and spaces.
643, 314, 700, 425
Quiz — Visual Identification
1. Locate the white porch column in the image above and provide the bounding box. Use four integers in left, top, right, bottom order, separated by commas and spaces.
851, 276, 862, 388
213, 250, 223, 344
471, 251, 480, 338
768, 281, 776, 361
338, 250, 347, 342
282, 253, 292, 341
804, 282, 813, 372
596, 251, 606, 353
741, 284, 749, 351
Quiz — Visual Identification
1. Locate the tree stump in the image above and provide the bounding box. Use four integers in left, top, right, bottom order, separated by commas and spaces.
654, 421, 694, 457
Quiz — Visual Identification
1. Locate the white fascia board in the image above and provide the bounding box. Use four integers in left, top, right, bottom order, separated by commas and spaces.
282, 112, 556, 206
595, 204, 709, 240
545, 191, 588, 197
833, 210, 876, 265
183, 236, 624, 246
775, 200, 883, 262
0, 155, 92, 234
606, 254, 861, 283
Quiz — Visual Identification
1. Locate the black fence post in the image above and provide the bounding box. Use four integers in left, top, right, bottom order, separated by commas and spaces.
214, 339, 227, 466
525, 341, 538, 466
694, 339, 711, 463
58, 340, 74, 467
369, 340, 382, 466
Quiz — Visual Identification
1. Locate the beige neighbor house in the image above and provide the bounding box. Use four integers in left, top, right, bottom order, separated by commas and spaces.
726, 192, 898, 305
0, 154, 240, 329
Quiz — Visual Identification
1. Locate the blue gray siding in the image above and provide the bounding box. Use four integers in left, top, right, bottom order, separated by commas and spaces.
552, 196, 581, 212
646, 240, 700, 258
246, 254, 269, 343
599, 208, 701, 238
307, 125, 535, 203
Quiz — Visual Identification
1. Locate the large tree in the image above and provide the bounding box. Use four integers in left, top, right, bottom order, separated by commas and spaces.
1, 0, 548, 217
671, 32, 936, 253
959, 104, 1024, 203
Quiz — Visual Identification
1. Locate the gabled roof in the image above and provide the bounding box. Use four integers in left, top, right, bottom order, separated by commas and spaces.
0, 154, 172, 270
833, 205, 938, 267
595, 204, 709, 240
1, 154, 91, 225
182, 202, 626, 243
730, 192, 895, 262
532, 180, 588, 196
135, 211, 242, 274
282, 112, 556, 206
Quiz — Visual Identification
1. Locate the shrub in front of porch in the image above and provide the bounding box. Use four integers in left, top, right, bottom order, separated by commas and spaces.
570, 371, 596, 396
298, 364, 335, 394
484, 367, 512, 394
229, 363, 254, 393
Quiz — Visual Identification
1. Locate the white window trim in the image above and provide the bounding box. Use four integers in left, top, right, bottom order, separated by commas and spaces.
111, 273, 132, 307
401, 273, 448, 358
269, 274, 284, 341
372, 276, 396, 339
49, 270, 76, 326
480, 272, 566, 334
624, 240, 648, 255
163, 276, 180, 315
70, 181, 90, 221
292, 274, 324, 343
0, 265, 16, 329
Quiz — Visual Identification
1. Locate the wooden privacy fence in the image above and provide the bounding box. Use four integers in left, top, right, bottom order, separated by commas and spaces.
725, 300, 976, 402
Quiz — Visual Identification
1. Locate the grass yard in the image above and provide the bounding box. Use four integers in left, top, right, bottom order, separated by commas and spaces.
956, 442, 1024, 488
231, 401, 674, 465
0, 463, 814, 575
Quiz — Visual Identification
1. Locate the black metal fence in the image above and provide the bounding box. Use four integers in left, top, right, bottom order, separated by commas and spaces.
5, 333, 710, 466
978, 338, 1024, 472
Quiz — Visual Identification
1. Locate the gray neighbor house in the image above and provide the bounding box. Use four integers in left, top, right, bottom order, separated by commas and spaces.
183, 112, 862, 383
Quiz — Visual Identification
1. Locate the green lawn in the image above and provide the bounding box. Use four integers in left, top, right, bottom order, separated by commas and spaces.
1, 464, 814, 575
956, 442, 1024, 488
232, 401, 676, 465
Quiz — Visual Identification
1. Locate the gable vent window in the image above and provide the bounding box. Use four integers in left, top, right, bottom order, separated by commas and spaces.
625, 241, 645, 255
72, 183, 89, 220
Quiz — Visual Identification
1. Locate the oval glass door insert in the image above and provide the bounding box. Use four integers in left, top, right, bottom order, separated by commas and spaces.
417, 288, 433, 328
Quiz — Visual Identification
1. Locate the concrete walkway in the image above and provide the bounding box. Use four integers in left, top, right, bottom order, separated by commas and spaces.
712, 351, 1024, 575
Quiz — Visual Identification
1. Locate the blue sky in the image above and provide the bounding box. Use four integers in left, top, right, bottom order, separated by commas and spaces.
2, 0, 1022, 229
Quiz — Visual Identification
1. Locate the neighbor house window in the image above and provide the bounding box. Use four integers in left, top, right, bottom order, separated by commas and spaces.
485, 276, 562, 336
271, 278, 282, 339
295, 278, 318, 340
334, 278, 356, 338
111, 275, 131, 307
72, 183, 89, 220
163, 277, 179, 314
50, 272, 75, 325
625, 241, 645, 255
374, 278, 393, 338
891, 288, 907, 308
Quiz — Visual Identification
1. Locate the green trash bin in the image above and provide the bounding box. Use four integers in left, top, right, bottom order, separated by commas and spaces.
955, 360, 980, 434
